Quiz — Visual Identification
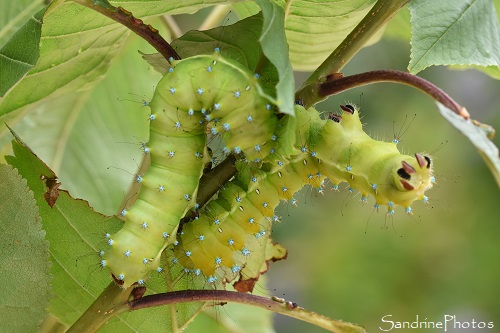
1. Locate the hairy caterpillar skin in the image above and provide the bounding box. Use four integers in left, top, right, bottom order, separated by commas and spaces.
173, 104, 434, 286
102, 52, 279, 288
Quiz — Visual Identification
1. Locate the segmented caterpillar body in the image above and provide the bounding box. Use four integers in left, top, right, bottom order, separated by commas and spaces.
172, 105, 434, 287
102, 52, 279, 288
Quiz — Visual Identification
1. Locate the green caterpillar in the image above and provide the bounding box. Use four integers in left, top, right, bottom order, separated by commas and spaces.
101, 51, 279, 288
172, 104, 434, 286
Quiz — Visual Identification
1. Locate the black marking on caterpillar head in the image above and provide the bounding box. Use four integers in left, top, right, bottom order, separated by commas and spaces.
327, 113, 341, 123
397, 167, 412, 181
340, 104, 355, 114
415, 153, 431, 169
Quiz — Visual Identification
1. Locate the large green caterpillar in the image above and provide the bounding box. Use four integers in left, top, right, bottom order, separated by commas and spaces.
101, 51, 279, 288
172, 104, 434, 286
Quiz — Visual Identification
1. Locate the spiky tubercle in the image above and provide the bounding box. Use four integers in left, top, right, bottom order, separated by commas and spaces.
102, 53, 279, 288
173, 104, 434, 286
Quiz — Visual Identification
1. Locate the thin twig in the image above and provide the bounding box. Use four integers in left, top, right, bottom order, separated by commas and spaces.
124, 290, 366, 333
318, 70, 470, 119
199, 4, 232, 30
160, 15, 183, 40
179, 154, 237, 229
73, 0, 180, 61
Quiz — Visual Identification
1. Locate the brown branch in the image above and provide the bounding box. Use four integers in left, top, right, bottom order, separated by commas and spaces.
178, 154, 237, 230
125, 290, 366, 333
318, 69, 470, 119
73, 0, 180, 61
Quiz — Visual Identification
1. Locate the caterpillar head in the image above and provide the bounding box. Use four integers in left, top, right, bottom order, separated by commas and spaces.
392, 153, 434, 205
396, 154, 432, 191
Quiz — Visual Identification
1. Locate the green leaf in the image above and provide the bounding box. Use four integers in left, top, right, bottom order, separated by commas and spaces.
0, 6, 47, 97
437, 103, 500, 188
1, 0, 380, 121
0, 0, 45, 46
278, 0, 378, 71
255, 0, 295, 116
6, 34, 157, 216
4, 135, 178, 331
0, 163, 51, 333
170, 14, 267, 71
3, 130, 215, 331
409, 0, 500, 74
231, 2, 261, 19
0, 0, 234, 119
5, 135, 121, 325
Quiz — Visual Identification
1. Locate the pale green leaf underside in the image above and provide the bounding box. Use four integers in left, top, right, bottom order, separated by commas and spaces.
278, 0, 378, 71
9, 34, 156, 216
437, 103, 500, 188
0, 0, 381, 121
0, 163, 51, 333
0, 0, 234, 120
409, 0, 500, 74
